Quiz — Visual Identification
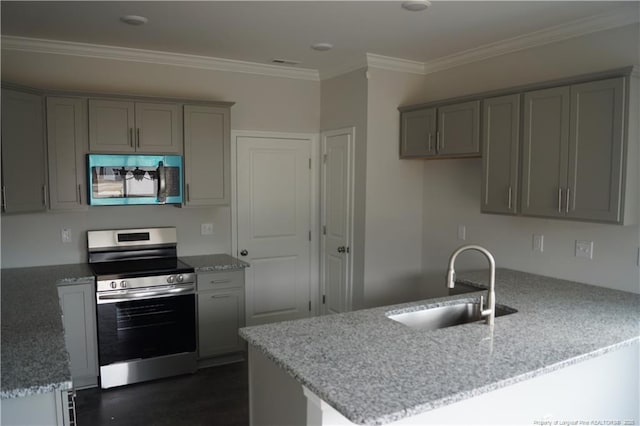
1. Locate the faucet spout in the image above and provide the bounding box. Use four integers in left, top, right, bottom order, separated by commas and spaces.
446, 245, 496, 326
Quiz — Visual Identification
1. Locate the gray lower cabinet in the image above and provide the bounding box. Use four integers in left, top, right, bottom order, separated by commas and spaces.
57, 282, 99, 389
399, 100, 480, 159
1, 389, 74, 426
183, 105, 231, 206
1, 88, 47, 213
481, 94, 520, 214
46, 97, 88, 210
522, 77, 628, 223
197, 270, 245, 358
88, 99, 182, 154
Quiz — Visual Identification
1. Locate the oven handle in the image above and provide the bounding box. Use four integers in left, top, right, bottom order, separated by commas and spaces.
97, 284, 194, 304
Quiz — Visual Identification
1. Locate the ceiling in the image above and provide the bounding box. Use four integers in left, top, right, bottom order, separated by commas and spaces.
2, 1, 639, 78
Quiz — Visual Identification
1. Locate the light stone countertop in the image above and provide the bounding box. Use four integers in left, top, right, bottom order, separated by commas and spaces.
239, 269, 640, 426
180, 254, 249, 272
1, 264, 94, 399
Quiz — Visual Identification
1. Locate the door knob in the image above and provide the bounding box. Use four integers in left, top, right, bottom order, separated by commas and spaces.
240, 249, 248, 256
337, 246, 346, 253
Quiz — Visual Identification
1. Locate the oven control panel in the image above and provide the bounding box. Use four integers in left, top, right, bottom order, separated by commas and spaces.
96, 272, 196, 292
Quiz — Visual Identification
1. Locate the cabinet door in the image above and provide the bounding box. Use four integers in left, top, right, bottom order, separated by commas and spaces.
198, 288, 245, 358
88, 99, 135, 152
1, 89, 47, 213
58, 283, 99, 389
47, 97, 88, 210
183, 105, 230, 206
437, 100, 480, 156
567, 78, 625, 223
482, 94, 520, 214
400, 108, 436, 157
521, 86, 571, 218
135, 102, 182, 153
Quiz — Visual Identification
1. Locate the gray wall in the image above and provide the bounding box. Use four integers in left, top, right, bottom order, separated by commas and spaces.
1, 49, 320, 267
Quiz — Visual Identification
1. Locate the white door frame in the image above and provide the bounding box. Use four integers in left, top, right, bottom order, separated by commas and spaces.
320, 127, 356, 314
231, 130, 320, 316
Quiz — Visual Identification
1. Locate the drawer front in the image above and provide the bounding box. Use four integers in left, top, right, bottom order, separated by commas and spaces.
197, 270, 244, 291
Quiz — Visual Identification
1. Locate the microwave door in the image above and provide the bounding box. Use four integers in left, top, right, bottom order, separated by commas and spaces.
157, 161, 167, 204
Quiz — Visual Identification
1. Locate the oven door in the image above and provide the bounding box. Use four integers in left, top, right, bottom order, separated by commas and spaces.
96, 290, 196, 366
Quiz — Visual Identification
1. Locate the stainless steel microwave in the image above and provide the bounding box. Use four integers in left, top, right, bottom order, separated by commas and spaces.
87, 154, 183, 206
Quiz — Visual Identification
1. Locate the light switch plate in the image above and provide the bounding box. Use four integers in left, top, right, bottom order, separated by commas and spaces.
457, 225, 466, 241
61, 228, 72, 243
532, 234, 544, 252
201, 223, 214, 235
575, 240, 593, 259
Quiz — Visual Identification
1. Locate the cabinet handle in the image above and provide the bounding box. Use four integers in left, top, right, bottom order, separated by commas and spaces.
186, 183, 190, 202
42, 185, 47, 207
136, 128, 141, 148
211, 294, 231, 299
427, 133, 433, 152
507, 186, 513, 210
2, 186, 7, 212
558, 187, 563, 213
210, 279, 231, 284
78, 184, 82, 203
436, 131, 441, 153
565, 187, 570, 214
129, 128, 134, 147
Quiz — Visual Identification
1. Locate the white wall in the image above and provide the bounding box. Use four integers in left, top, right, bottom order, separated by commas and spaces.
1, 49, 320, 268
320, 69, 368, 309
419, 24, 640, 294
363, 68, 428, 307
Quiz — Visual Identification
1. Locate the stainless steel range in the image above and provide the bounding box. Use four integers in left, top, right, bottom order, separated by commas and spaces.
88, 227, 197, 389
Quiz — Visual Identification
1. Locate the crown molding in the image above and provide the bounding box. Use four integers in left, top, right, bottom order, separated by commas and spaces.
422, 6, 639, 75
359, 6, 638, 78
1, 36, 320, 81
319, 57, 369, 81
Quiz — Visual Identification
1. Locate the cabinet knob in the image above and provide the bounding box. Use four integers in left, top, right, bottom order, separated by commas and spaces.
240, 249, 248, 256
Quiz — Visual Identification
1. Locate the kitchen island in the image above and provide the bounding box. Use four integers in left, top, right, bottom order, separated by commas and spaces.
239, 269, 640, 425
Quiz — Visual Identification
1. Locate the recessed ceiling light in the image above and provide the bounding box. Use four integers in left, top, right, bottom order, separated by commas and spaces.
120, 15, 149, 26
401, 1, 431, 11
311, 42, 333, 52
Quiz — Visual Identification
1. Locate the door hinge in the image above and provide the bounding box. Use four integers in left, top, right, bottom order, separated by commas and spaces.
309, 158, 312, 169
323, 154, 327, 163
308, 301, 312, 311
308, 230, 311, 241
323, 225, 326, 235
322, 294, 326, 304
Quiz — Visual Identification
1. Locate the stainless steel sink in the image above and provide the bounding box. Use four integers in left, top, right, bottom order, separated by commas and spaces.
387, 302, 516, 331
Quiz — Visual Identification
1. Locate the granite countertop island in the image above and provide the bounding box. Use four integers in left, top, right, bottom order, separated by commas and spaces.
1, 254, 247, 401
240, 269, 640, 425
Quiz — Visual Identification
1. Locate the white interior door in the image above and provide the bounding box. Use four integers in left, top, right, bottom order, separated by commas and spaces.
237, 135, 312, 326
321, 128, 354, 315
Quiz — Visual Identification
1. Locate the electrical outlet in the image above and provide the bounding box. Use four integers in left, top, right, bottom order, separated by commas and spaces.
532, 234, 544, 252
457, 225, 466, 241
201, 223, 214, 235
575, 240, 593, 260
61, 228, 72, 243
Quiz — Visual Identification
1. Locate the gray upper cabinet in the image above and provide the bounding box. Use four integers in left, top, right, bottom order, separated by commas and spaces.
481, 94, 520, 215
437, 100, 481, 157
400, 108, 436, 157
1, 88, 47, 213
522, 77, 629, 223
567, 78, 625, 223
46, 97, 88, 210
89, 99, 182, 154
183, 105, 230, 206
521, 86, 571, 218
399, 100, 480, 159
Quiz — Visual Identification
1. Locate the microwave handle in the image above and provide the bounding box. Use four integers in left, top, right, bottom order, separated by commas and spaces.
158, 161, 167, 204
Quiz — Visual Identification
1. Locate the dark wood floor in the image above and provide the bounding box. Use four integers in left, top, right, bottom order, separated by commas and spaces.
76, 361, 249, 426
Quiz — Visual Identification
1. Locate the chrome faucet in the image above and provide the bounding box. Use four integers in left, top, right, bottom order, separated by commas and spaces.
446, 245, 496, 326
